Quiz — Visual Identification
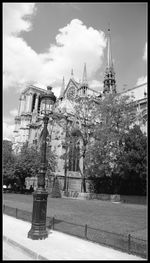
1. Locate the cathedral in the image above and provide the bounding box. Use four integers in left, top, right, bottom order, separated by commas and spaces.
12, 28, 147, 193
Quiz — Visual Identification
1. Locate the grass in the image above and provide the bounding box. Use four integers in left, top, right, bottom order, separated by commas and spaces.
3, 193, 147, 240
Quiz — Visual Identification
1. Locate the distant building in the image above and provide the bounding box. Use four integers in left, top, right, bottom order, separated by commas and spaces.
119, 82, 147, 134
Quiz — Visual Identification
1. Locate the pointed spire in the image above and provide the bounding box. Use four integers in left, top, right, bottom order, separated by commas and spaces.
107, 26, 113, 68
79, 63, 88, 97
71, 68, 74, 78
103, 25, 116, 94
59, 76, 65, 99
82, 63, 88, 84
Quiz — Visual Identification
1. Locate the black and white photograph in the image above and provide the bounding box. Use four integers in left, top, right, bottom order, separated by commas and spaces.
3, 2, 147, 260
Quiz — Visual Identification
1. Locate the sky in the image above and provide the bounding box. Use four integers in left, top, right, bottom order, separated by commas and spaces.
3, 2, 147, 141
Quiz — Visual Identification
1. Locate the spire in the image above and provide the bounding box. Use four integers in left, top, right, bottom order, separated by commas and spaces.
82, 63, 88, 84
59, 76, 65, 99
71, 68, 74, 78
79, 63, 88, 96
107, 27, 113, 68
103, 25, 116, 94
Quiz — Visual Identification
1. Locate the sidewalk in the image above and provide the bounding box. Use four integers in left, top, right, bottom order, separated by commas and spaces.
3, 214, 145, 260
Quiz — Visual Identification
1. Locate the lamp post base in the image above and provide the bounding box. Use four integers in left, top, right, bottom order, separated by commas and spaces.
28, 189, 48, 240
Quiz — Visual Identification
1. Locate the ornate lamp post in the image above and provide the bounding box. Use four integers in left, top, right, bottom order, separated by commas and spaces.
28, 86, 56, 240
62, 112, 69, 192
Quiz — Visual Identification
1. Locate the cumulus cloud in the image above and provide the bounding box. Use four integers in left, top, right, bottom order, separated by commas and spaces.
143, 42, 147, 62
3, 4, 107, 140
3, 121, 15, 141
3, 35, 42, 89
3, 3, 39, 90
3, 3, 36, 36
3, 4, 106, 92
136, 42, 147, 86
35, 19, 106, 91
10, 108, 18, 117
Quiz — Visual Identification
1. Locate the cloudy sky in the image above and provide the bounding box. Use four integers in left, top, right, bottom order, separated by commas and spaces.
3, 2, 147, 140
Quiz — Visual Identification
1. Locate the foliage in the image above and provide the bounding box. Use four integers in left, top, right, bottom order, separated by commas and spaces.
3, 140, 16, 186
114, 125, 147, 195
71, 95, 99, 192
88, 124, 147, 195
12, 143, 40, 187
51, 176, 61, 198
86, 93, 147, 195
57, 96, 98, 192
3, 140, 14, 164
86, 93, 135, 173
3, 141, 57, 188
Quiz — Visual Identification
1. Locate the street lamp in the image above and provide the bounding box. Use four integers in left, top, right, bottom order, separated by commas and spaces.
62, 112, 69, 192
28, 86, 56, 240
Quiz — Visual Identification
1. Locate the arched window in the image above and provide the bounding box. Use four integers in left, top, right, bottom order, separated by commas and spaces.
31, 93, 36, 112
38, 96, 41, 114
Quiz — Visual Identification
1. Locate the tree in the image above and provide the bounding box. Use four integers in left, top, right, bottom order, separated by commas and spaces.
85, 93, 137, 193
3, 140, 16, 186
13, 143, 41, 188
114, 125, 147, 195
3, 140, 14, 164
3, 141, 57, 189
70, 95, 99, 192
57, 96, 98, 193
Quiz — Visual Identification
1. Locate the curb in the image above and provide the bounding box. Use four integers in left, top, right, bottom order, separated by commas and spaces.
3, 235, 48, 260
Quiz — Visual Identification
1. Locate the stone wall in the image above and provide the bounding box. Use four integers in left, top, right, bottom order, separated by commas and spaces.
61, 190, 147, 205
57, 175, 82, 192
120, 195, 147, 204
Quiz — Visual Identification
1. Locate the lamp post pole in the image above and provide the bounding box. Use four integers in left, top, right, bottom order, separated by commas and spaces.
28, 86, 56, 240
63, 114, 69, 192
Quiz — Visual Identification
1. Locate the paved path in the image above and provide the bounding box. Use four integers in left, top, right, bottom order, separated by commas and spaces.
3, 214, 145, 260
3, 240, 32, 260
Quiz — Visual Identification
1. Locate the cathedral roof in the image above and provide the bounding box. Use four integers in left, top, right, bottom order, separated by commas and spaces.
21, 85, 46, 95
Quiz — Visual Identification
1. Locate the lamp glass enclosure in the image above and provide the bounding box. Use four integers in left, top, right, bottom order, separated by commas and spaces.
40, 87, 56, 115
40, 97, 54, 115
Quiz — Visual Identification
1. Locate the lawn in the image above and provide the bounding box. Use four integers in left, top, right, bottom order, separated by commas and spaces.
3, 193, 147, 240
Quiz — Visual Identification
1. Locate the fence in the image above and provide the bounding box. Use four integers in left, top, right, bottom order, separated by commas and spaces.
3, 205, 147, 259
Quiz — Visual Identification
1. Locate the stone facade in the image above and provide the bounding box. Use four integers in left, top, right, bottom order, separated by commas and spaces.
119, 83, 147, 134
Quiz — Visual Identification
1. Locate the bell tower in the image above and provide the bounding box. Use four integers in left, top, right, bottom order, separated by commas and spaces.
103, 27, 116, 94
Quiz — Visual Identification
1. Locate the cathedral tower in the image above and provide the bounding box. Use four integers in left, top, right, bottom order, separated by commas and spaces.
103, 27, 116, 94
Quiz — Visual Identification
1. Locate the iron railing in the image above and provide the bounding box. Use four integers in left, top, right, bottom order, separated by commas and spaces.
3, 205, 147, 258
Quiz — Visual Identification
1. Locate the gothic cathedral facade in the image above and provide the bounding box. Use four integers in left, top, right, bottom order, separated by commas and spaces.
12, 28, 147, 192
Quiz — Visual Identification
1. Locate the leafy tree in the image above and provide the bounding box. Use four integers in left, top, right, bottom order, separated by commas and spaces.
85, 93, 137, 193
114, 125, 147, 195
68, 95, 99, 192
3, 140, 14, 164
3, 140, 16, 186
58, 96, 98, 193
13, 143, 40, 187
3, 140, 57, 189
16, 142, 57, 188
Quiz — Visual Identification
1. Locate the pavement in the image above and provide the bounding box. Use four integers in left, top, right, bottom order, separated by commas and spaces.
3, 214, 145, 261
3, 240, 33, 260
